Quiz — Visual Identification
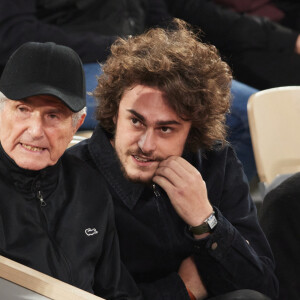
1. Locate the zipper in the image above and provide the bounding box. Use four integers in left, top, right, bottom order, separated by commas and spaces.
152, 184, 161, 197
35, 188, 73, 284
152, 183, 177, 259
37, 190, 47, 207
152, 184, 161, 214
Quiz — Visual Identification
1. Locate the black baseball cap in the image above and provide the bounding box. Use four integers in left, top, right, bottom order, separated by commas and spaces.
0, 42, 86, 112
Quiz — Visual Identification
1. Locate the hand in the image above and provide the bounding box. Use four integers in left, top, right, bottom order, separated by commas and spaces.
153, 156, 213, 227
295, 35, 300, 55
178, 256, 208, 300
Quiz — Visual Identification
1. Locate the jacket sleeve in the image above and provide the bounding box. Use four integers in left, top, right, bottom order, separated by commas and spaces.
164, 0, 298, 55
0, 0, 115, 69
188, 146, 278, 298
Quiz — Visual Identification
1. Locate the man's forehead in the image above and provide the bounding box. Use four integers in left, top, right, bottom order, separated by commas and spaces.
18, 95, 69, 110
124, 85, 167, 103
127, 108, 182, 126
119, 85, 190, 126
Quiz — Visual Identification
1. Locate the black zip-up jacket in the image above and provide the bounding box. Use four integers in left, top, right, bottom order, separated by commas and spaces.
67, 125, 278, 300
68, 125, 279, 299
0, 144, 142, 300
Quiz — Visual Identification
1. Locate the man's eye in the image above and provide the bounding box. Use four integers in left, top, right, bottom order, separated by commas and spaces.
131, 118, 141, 126
18, 106, 28, 112
160, 127, 172, 133
49, 114, 57, 119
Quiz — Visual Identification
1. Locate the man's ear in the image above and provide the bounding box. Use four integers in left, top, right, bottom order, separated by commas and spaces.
74, 113, 86, 134
113, 113, 118, 124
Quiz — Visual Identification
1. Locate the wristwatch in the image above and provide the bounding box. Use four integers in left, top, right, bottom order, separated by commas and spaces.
189, 211, 217, 235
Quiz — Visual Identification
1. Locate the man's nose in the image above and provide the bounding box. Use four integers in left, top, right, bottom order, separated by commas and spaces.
138, 130, 156, 154
27, 114, 44, 139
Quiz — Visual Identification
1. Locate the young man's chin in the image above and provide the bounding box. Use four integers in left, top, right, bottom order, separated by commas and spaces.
124, 169, 154, 184
117, 155, 156, 183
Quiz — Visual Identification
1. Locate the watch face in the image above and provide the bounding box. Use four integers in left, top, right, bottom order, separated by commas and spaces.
207, 214, 217, 229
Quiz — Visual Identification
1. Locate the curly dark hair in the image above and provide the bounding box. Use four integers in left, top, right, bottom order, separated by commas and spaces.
94, 19, 232, 151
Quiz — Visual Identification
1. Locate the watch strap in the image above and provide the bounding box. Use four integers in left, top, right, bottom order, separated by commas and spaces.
189, 211, 217, 235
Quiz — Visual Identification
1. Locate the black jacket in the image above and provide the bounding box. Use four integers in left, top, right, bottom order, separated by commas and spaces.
0, 0, 168, 74
165, 0, 300, 89
260, 173, 300, 300
0, 143, 142, 300
68, 125, 279, 299
166, 0, 298, 55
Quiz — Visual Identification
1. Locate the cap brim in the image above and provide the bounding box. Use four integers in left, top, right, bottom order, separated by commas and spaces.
1, 82, 85, 112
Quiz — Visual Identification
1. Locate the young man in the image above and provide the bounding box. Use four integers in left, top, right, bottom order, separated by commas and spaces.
0, 41, 142, 300
69, 20, 278, 299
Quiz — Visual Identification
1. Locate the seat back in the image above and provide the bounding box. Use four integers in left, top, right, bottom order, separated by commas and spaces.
68, 130, 93, 148
0, 255, 104, 300
247, 86, 300, 186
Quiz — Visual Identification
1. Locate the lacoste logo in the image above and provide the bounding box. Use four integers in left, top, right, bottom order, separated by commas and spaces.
85, 228, 98, 236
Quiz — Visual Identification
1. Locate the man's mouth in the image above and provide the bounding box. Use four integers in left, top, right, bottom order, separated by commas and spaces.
21, 143, 45, 152
133, 155, 155, 162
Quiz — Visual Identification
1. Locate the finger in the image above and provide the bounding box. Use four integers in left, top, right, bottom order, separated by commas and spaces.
154, 163, 183, 187
153, 173, 176, 192
158, 157, 203, 189
160, 156, 202, 178
159, 159, 208, 206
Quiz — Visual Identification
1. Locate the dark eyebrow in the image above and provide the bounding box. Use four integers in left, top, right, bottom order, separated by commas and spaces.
127, 109, 181, 126
127, 109, 145, 122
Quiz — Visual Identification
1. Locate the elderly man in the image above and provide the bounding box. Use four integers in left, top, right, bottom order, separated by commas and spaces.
69, 20, 278, 300
0, 42, 141, 300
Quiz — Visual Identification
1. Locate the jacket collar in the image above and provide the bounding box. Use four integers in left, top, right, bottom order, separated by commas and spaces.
88, 125, 145, 209
0, 142, 60, 200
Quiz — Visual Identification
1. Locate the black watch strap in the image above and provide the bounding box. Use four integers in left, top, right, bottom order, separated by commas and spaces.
189, 211, 217, 235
